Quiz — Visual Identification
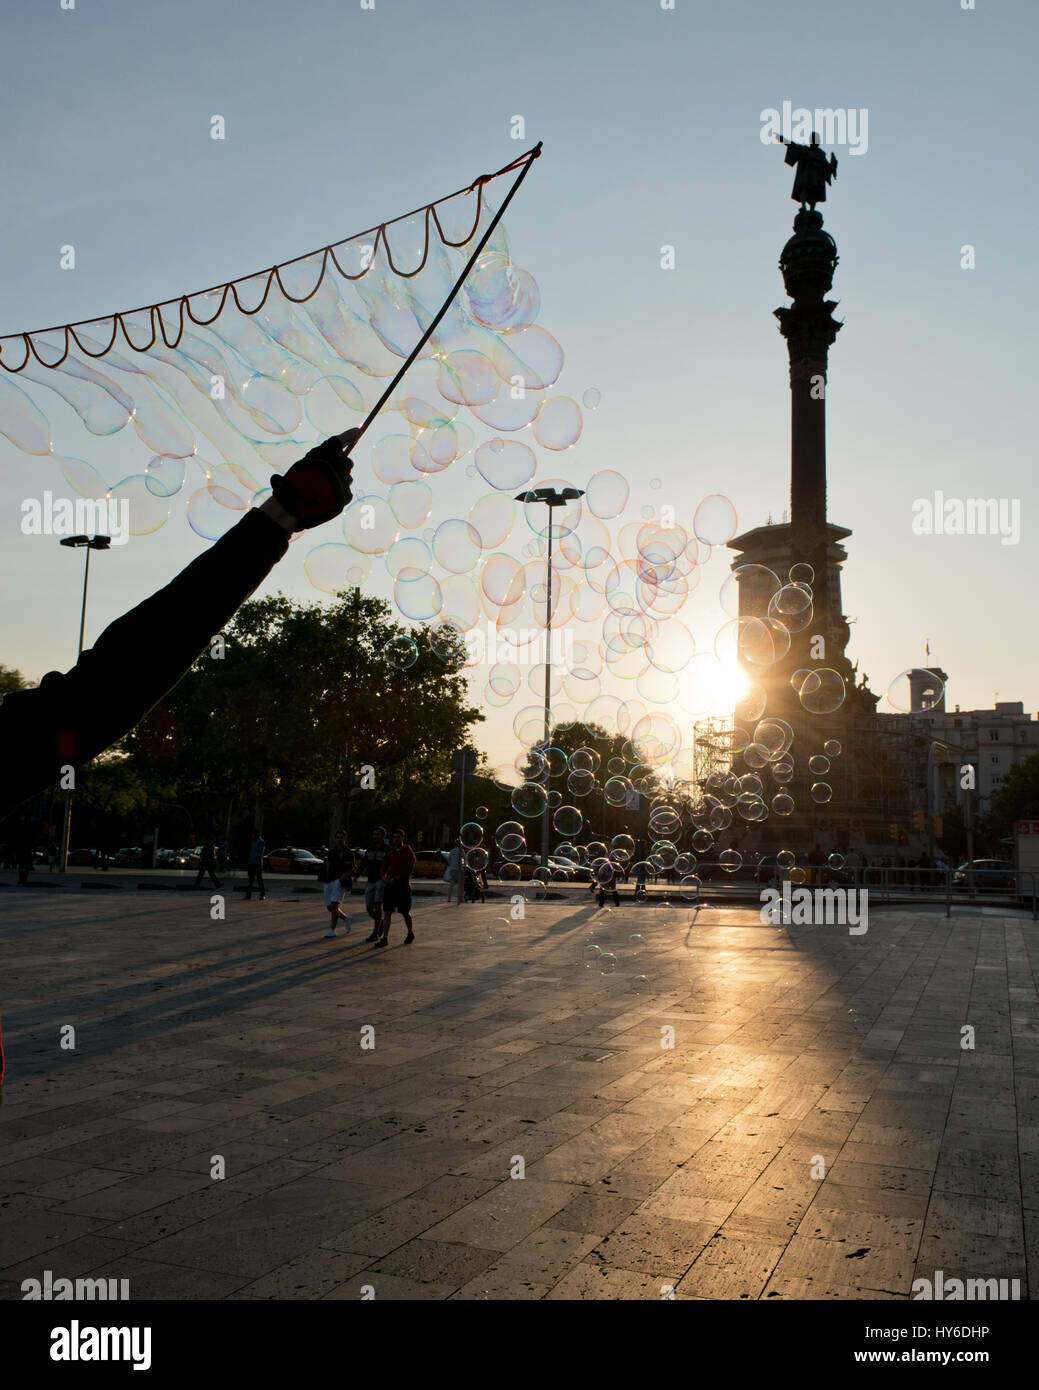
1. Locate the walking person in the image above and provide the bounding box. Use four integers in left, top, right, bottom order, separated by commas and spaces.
357, 826, 389, 941
244, 828, 267, 901
216, 838, 229, 876
443, 838, 462, 904
322, 830, 354, 938
194, 834, 222, 890
597, 863, 621, 908
378, 829, 416, 947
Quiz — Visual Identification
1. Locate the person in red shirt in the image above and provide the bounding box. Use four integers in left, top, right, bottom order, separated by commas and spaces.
377, 829, 416, 947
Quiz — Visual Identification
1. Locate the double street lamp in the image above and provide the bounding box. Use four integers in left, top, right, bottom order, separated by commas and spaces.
514, 486, 584, 868
57, 533, 112, 872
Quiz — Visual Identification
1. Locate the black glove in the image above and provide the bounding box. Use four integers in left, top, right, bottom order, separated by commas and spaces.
269, 435, 355, 529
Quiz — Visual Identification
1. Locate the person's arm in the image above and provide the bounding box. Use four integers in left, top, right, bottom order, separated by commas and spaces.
0, 435, 356, 816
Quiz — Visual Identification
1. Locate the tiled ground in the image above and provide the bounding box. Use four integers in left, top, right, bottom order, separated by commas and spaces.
1, 888, 1037, 1300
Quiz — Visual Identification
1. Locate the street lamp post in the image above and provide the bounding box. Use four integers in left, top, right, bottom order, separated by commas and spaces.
58, 534, 112, 872
515, 487, 584, 868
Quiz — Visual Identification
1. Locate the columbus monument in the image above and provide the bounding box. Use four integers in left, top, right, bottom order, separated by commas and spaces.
719, 132, 924, 854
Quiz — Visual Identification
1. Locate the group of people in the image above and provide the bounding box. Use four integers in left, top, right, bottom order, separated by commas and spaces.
322, 825, 417, 947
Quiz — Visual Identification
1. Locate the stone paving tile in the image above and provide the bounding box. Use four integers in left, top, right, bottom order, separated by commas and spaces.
2, 892, 1037, 1299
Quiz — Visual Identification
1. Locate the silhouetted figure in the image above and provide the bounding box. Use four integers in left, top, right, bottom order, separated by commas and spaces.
244, 830, 266, 901
194, 835, 222, 890
776, 132, 838, 210
0, 435, 357, 819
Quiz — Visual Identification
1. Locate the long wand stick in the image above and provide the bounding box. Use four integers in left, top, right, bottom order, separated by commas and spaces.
338, 141, 543, 448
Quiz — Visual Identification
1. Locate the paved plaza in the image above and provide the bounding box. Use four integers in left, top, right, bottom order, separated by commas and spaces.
1, 885, 1037, 1300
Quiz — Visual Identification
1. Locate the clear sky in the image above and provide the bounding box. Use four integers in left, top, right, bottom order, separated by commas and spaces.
1, 0, 1036, 766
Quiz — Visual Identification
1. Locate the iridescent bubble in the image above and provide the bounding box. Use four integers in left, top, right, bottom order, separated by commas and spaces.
693, 494, 737, 545
109, 475, 171, 535
776, 850, 796, 871
582, 387, 601, 410
388, 479, 432, 528
810, 782, 833, 804
0, 372, 53, 454
305, 542, 361, 593
475, 805, 488, 820
343, 495, 399, 553
466, 846, 489, 871
798, 668, 847, 714
383, 635, 419, 671
474, 438, 535, 491
584, 943, 602, 969
433, 518, 481, 574
495, 819, 525, 846
585, 469, 629, 519
144, 456, 186, 498
393, 567, 443, 621
827, 852, 845, 870
771, 793, 795, 816
610, 834, 635, 863
885, 668, 945, 713
789, 562, 815, 584
598, 951, 618, 975
532, 395, 582, 450
460, 822, 484, 849
488, 918, 511, 943
604, 775, 633, 806
823, 739, 842, 757
809, 754, 830, 775
553, 804, 583, 837
719, 849, 742, 873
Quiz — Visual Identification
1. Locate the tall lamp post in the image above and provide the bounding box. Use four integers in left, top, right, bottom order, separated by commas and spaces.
515, 486, 584, 868
58, 533, 111, 872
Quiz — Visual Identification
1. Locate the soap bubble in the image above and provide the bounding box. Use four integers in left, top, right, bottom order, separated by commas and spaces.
582, 387, 601, 410
719, 849, 742, 873
553, 804, 583, 837
810, 782, 832, 804
823, 739, 842, 757
585, 469, 628, 519
693, 494, 737, 544
808, 754, 830, 775
797, 668, 846, 714
460, 822, 484, 849
776, 850, 796, 871
532, 395, 582, 449
383, 635, 418, 670
827, 852, 845, 870
885, 668, 945, 713
488, 918, 511, 943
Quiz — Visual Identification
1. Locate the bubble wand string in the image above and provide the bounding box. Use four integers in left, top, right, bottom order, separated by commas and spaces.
0, 143, 543, 373
339, 140, 542, 449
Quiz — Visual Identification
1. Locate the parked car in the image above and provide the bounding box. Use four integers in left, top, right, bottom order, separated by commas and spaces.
263, 847, 323, 875
490, 853, 583, 881
952, 859, 1015, 892
115, 846, 143, 867
412, 848, 449, 878
66, 848, 98, 867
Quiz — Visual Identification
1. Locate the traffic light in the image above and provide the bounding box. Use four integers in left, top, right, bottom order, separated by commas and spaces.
912, 810, 926, 832
889, 823, 899, 841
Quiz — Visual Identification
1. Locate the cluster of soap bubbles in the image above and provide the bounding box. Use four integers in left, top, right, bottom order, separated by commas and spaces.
3, 158, 868, 843
1, 172, 588, 551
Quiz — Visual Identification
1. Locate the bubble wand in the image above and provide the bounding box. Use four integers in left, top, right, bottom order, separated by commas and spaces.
337, 141, 542, 450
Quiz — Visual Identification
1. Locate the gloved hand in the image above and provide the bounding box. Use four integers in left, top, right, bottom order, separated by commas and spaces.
268, 429, 358, 529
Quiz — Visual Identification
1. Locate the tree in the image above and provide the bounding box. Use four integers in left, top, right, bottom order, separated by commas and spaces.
0, 664, 30, 698
991, 753, 1039, 830
122, 589, 483, 845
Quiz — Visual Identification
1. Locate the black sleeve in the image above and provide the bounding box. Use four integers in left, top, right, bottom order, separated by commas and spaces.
0, 508, 289, 816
